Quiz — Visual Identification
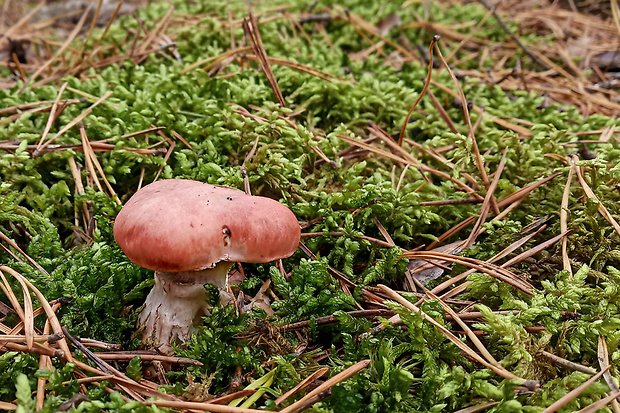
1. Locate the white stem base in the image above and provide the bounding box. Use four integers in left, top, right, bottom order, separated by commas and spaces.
138, 262, 233, 354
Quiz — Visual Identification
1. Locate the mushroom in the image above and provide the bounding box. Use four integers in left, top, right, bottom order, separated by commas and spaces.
113, 179, 300, 354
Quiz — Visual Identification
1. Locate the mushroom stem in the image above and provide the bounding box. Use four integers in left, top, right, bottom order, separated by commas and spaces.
138, 261, 233, 354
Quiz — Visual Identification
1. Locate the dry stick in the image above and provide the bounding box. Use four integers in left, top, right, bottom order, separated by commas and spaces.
280, 360, 371, 413
19, 6, 92, 94
598, 336, 620, 413
378, 285, 536, 389
561, 163, 575, 276
35, 82, 69, 153
573, 155, 620, 236
541, 366, 611, 413
539, 351, 597, 375
0, 266, 74, 362
0, 229, 50, 276
464, 147, 508, 248
243, 13, 286, 106
37, 90, 114, 153
275, 367, 330, 406
398, 36, 438, 146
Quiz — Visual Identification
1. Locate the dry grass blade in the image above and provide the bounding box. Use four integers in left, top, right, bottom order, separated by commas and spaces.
426, 291, 500, 367
454, 401, 500, 413
434, 40, 492, 204
79, 123, 121, 205
144, 400, 265, 412
0, 401, 17, 411
402, 251, 534, 295
0, 0, 45, 46
19, 5, 92, 94
245, 55, 347, 82
561, 163, 575, 275
243, 13, 286, 106
597, 336, 620, 413
573, 155, 620, 237
398, 36, 438, 146
429, 80, 532, 137
337, 134, 483, 201
0, 266, 74, 363
275, 368, 329, 406
182, 46, 252, 75
35, 82, 68, 152
431, 224, 545, 296
541, 366, 610, 413
152, 141, 176, 182
11, 274, 34, 350
378, 284, 536, 388
280, 360, 371, 413
0, 229, 50, 276
498, 172, 563, 208
38, 90, 114, 153
465, 147, 508, 248
577, 391, 620, 413
36, 304, 57, 411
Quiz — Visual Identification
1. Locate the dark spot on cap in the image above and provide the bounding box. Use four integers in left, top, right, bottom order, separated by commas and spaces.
222, 226, 231, 246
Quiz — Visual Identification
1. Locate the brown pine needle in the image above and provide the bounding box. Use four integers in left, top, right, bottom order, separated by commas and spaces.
561, 163, 575, 276
542, 366, 611, 413
573, 156, 620, 237
19, 5, 92, 94
280, 360, 371, 413
465, 147, 508, 248
144, 400, 265, 412
37, 90, 114, 154
275, 368, 330, 406
597, 336, 620, 413
577, 391, 620, 413
243, 13, 286, 106
398, 35, 438, 146
378, 285, 536, 389
0, 266, 74, 363
426, 291, 501, 368
35, 82, 68, 152
401, 251, 535, 295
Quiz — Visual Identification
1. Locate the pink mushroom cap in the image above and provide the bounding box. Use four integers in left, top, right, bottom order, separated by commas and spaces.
113, 179, 301, 272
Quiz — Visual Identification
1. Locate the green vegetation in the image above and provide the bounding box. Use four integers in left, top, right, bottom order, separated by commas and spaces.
1, 0, 620, 411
